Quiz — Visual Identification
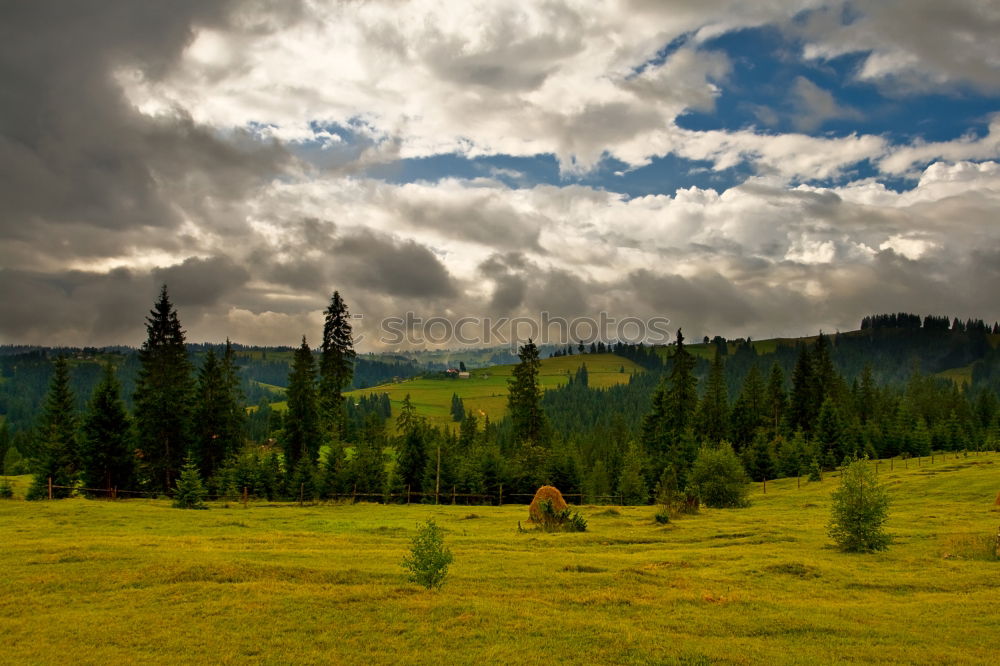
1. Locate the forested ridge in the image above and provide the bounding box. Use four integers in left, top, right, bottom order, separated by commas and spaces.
4, 292, 1000, 506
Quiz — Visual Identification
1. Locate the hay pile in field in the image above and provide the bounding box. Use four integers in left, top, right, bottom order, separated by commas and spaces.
529, 485, 568, 523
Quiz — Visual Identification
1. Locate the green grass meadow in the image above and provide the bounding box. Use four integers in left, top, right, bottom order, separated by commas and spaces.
1, 454, 999, 664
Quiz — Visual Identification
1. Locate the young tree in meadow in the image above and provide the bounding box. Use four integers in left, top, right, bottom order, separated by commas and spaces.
319, 291, 355, 441
192, 344, 244, 479
507, 339, 548, 446
173, 455, 208, 509
688, 442, 750, 508
79, 363, 134, 493
284, 337, 322, 468
828, 456, 891, 552
26, 356, 78, 500
134, 286, 195, 492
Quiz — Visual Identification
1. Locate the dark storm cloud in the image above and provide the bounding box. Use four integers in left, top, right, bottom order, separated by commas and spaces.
0, 0, 291, 256
153, 256, 251, 307
0, 268, 151, 344
334, 230, 458, 299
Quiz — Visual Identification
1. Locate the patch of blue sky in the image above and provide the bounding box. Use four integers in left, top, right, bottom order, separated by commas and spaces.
363, 151, 750, 198
680, 25, 1000, 145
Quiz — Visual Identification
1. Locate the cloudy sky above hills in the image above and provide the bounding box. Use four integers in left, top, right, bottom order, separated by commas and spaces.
3, 0, 1000, 349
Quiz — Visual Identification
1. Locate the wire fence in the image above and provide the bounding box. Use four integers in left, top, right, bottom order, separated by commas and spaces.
22, 448, 999, 506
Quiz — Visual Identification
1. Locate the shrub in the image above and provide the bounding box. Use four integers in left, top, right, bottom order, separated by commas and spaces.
402, 518, 453, 589
688, 443, 751, 508
173, 456, 208, 509
529, 485, 568, 523
828, 456, 891, 552
533, 498, 587, 532
0, 478, 13, 499
654, 511, 670, 525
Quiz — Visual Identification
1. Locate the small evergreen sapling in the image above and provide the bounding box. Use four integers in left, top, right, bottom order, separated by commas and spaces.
807, 456, 823, 482
402, 518, 454, 589
173, 456, 208, 509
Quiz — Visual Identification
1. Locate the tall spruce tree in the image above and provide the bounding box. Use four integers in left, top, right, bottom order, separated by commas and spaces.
507, 339, 547, 446
134, 286, 194, 492
641, 329, 698, 462
764, 362, 787, 435
788, 343, 815, 434
731, 364, 765, 449
450, 393, 465, 422
285, 337, 321, 467
319, 291, 355, 441
79, 363, 133, 493
696, 347, 729, 443
27, 356, 78, 499
193, 342, 244, 480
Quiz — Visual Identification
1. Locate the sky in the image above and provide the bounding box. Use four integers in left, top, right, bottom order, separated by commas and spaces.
2, 0, 1000, 350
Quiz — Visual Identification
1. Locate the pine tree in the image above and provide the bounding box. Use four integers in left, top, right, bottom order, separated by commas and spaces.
696, 347, 729, 443
396, 394, 423, 436
789, 343, 815, 433
173, 455, 208, 509
134, 286, 195, 492
285, 337, 321, 467
449, 393, 465, 422
192, 346, 244, 480
27, 356, 78, 500
617, 442, 648, 505
396, 424, 427, 492
642, 329, 698, 461
764, 363, 787, 436
731, 364, 765, 449
583, 459, 612, 504
816, 397, 845, 465
319, 291, 355, 441
507, 339, 547, 446
79, 363, 133, 494
350, 413, 387, 495
289, 455, 317, 502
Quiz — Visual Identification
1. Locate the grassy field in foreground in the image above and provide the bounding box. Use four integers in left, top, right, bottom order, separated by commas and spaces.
334, 353, 642, 430
1, 456, 999, 664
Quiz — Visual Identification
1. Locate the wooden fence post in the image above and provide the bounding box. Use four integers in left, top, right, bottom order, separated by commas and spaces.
406, 484, 411, 505
299, 482, 304, 506
763, 476, 766, 494
242, 486, 248, 508
48, 477, 52, 500
452, 485, 456, 505
498, 483, 503, 507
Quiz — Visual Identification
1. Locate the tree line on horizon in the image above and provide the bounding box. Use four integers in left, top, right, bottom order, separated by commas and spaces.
6, 291, 1000, 505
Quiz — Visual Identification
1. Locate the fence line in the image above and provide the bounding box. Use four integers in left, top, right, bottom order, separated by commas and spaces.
28, 448, 999, 504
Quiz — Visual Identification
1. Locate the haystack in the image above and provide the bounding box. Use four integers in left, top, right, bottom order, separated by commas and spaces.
529, 485, 568, 523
